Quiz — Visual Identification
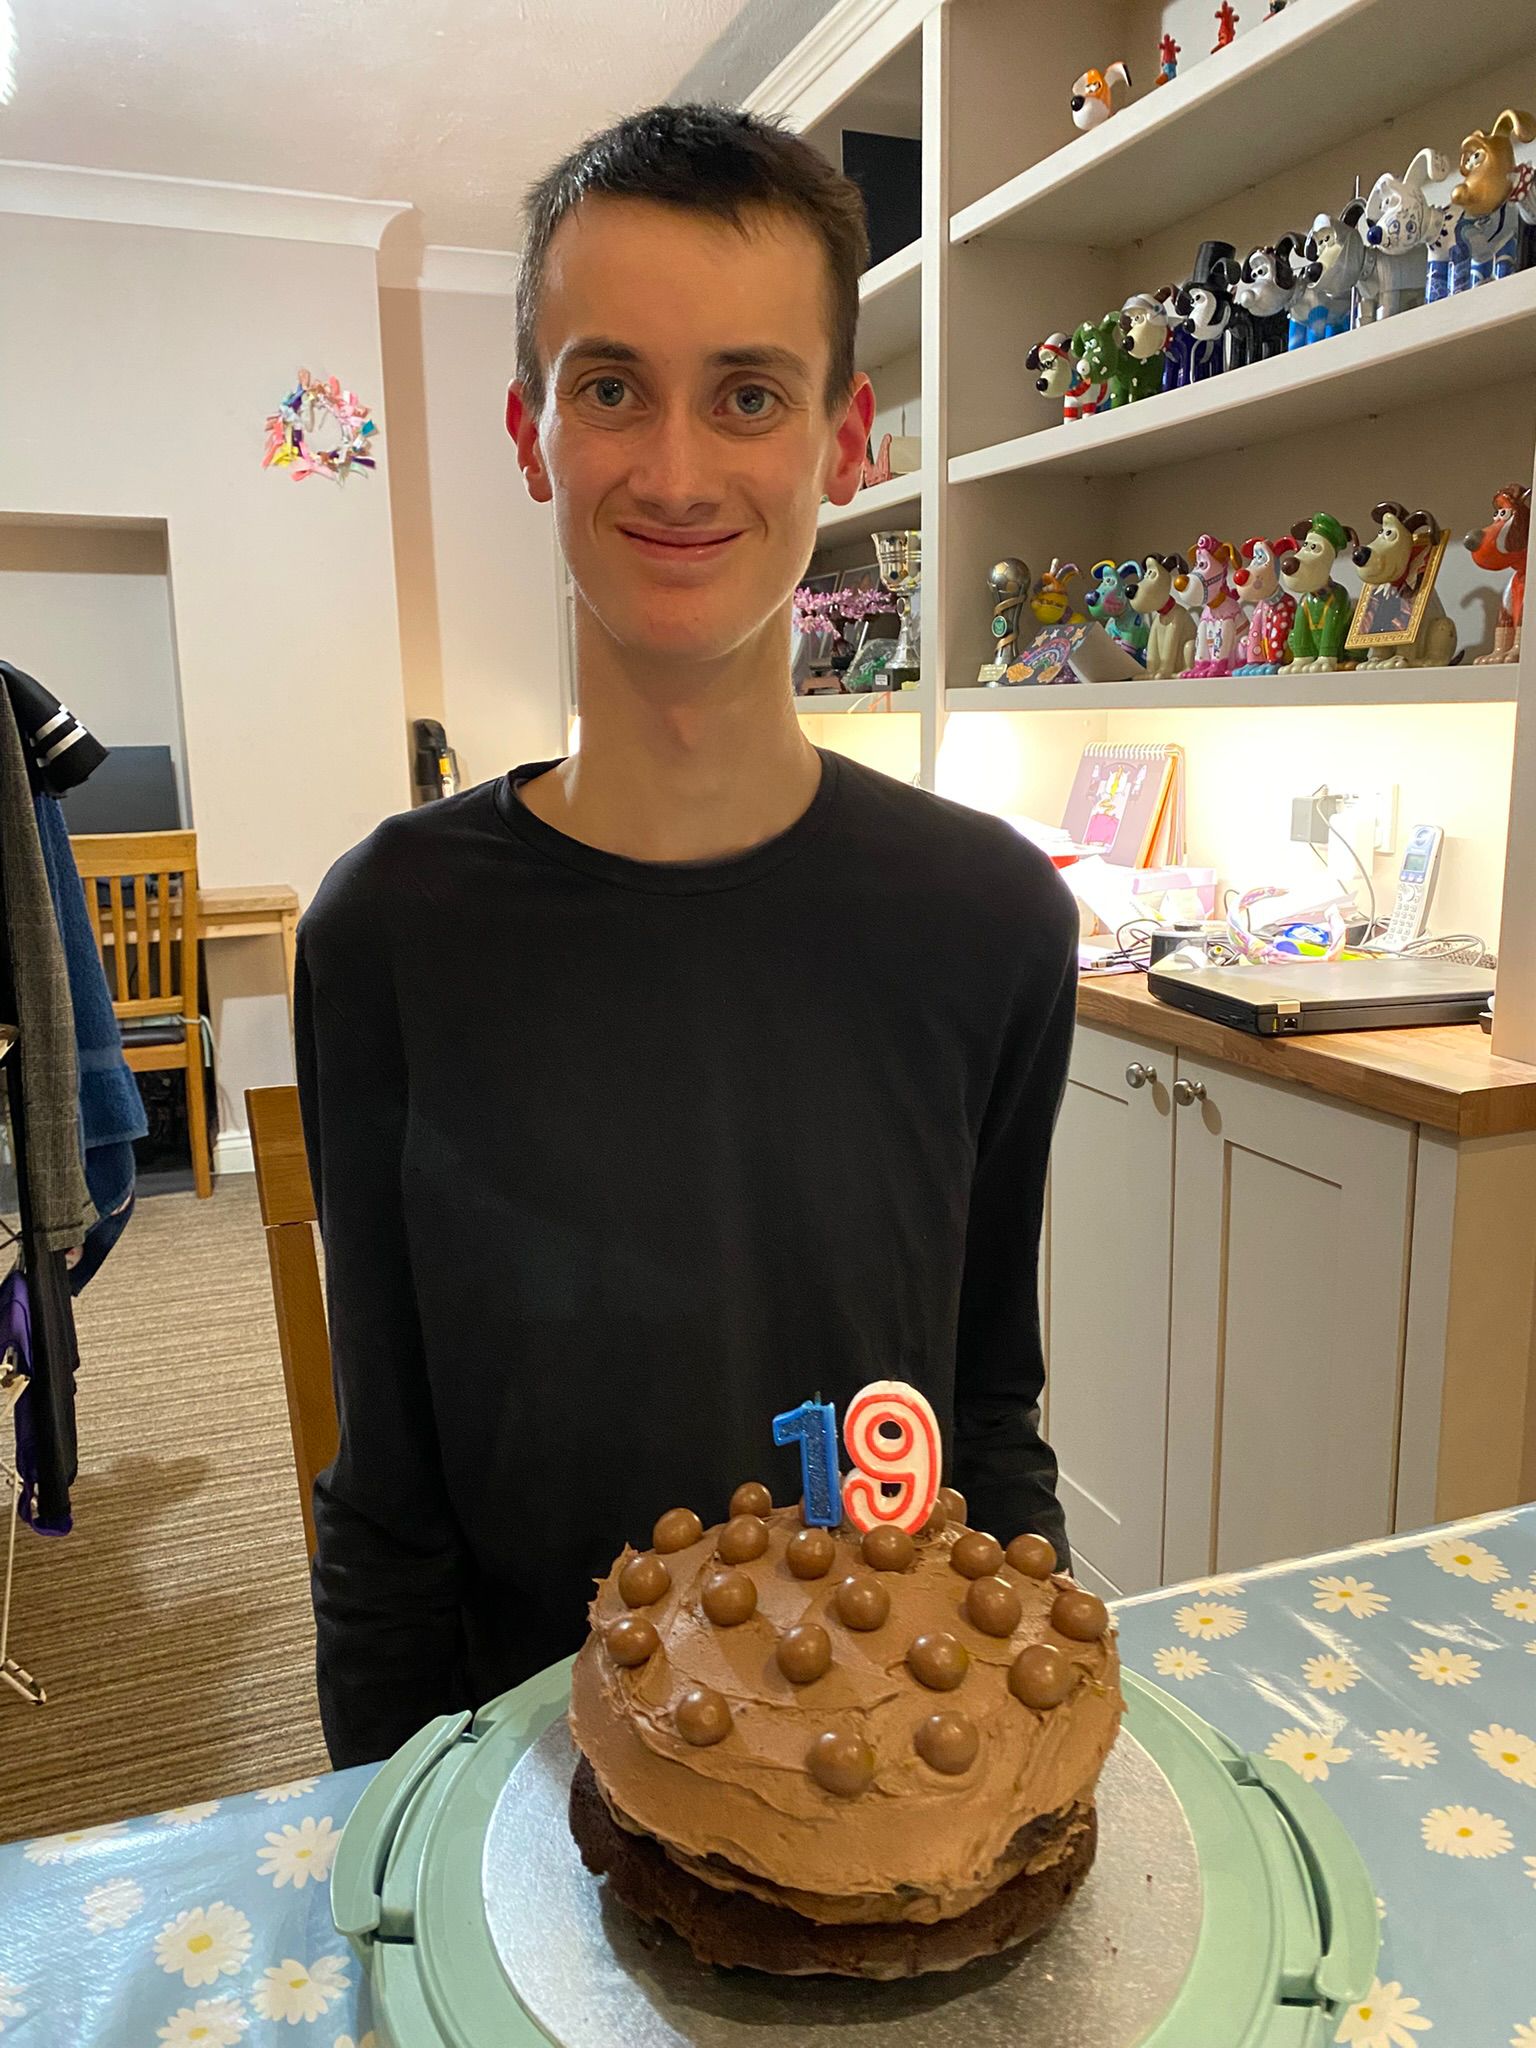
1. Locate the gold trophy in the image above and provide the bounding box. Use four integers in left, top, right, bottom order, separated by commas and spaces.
872, 529, 922, 685
978, 557, 1031, 682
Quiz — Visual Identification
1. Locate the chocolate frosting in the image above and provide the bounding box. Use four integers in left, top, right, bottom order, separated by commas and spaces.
569, 1505, 1122, 1922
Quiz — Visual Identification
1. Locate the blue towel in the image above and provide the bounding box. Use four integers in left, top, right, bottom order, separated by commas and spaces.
31, 794, 147, 1218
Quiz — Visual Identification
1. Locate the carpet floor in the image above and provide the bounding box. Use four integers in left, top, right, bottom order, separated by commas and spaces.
1, 1177, 330, 1845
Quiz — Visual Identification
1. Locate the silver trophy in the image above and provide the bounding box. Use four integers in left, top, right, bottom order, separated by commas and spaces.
872, 528, 922, 684
979, 556, 1031, 682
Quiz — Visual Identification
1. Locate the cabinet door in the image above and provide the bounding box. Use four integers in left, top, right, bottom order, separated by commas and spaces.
1164, 1055, 1415, 1582
1045, 1024, 1174, 1596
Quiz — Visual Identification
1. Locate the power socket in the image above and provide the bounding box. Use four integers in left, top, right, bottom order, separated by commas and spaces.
1289, 791, 1343, 846
1370, 785, 1398, 855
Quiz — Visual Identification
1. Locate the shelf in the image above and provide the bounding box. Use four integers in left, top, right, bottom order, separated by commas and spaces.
794, 692, 921, 715
949, 269, 1536, 485
945, 667, 1519, 713
949, 0, 1517, 250
858, 239, 921, 364
816, 471, 920, 541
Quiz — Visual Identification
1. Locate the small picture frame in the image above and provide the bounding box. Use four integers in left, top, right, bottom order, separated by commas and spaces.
1348, 528, 1451, 647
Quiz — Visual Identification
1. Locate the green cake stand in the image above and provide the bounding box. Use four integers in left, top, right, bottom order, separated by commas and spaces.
332, 1660, 1378, 2048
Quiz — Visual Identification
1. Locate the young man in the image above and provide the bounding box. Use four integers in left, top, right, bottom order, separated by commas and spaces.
297, 103, 1078, 1769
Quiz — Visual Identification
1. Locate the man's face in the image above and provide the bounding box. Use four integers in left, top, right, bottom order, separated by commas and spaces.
507, 196, 874, 674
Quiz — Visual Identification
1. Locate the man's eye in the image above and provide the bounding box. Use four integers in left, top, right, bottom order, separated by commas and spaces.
586, 377, 629, 408
728, 385, 778, 418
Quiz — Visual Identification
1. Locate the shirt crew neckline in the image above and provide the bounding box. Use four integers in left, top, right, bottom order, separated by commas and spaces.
492, 745, 843, 895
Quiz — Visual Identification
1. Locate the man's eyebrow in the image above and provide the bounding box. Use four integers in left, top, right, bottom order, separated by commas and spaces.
558, 337, 812, 380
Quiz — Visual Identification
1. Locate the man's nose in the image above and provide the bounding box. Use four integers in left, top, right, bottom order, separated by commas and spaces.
627, 408, 721, 513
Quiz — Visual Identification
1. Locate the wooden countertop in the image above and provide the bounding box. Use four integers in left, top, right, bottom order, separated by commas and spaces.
1078, 974, 1536, 1139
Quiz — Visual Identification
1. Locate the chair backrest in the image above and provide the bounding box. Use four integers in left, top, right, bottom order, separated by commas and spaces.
247, 1084, 337, 1560
70, 830, 201, 1021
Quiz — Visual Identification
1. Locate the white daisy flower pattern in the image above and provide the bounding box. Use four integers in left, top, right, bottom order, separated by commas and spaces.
1491, 1586, 1536, 1623
1426, 1536, 1508, 1582
1266, 1727, 1351, 1783
1371, 1729, 1438, 1769
252, 1954, 350, 2025
21, 1819, 128, 1865
257, 1814, 341, 1890
1526, 1853, 1536, 1890
157, 1998, 248, 2047
82, 1875, 145, 1933
1304, 1652, 1361, 1695
154, 1901, 253, 1987
1312, 1575, 1390, 1619
1471, 1725, 1536, 1787
158, 1800, 222, 1828
1407, 1646, 1480, 1686
333, 2036, 378, 2048
1173, 1600, 1246, 1640
253, 1778, 317, 1805
1420, 1804, 1513, 1858
1151, 1645, 1210, 1681
0, 1976, 24, 2030
1333, 1976, 1431, 2045
1511, 2023, 1536, 2048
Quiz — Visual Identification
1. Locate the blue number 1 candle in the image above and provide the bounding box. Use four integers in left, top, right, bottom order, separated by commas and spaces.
772, 1396, 841, 1526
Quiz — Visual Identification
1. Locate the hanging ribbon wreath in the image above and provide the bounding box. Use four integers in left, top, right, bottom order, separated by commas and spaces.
262, 368, 379, 482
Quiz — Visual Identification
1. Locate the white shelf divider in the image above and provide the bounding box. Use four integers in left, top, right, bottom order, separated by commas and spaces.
858, 239, 921, 364
794, 691, 921, 715
946, 668, 1520, 715
816, 470, 921, 539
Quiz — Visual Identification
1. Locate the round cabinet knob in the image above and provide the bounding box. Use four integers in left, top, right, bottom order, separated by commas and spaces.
1125, 1063, 1158, 1090
1172, 1078, 1207, 1106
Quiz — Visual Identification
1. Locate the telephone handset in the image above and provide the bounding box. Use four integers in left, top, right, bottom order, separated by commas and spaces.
1380, 823, 1443, 950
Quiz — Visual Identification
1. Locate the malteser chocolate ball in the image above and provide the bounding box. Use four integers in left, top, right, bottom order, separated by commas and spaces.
965, 1575, 1024, 1638
1052, 1588, 1110, 1642
950, 1530, 1005, 1580
701, 1568, 758, 1627
936, 1485, 968, 1524
786, 1527, 837, 1580
618, 1552, 671, 1607
833, 1574, 891, 1631
717, 1514, 770, 1565
1009, 1643, 1075, 1709
907, 1632, 970, 1691
605, 1615, 660, 1668
730, 1481, 773, 1519
653, 1508, 704, 1554
861, 1525, 916, 1572
1006, 1533, 1058, 1581
915, 1710, 980, 1775
776, 1623, 832, 1685
920, 1498, 949, 1539
808, 1729, 875, 1797
675, 1686, 732, 1746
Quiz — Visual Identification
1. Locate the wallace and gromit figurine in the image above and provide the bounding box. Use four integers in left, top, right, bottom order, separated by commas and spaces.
1464, 483, 1531, 665
1289, 207, 1376, 346
1151, 33, 1179, 87
1070, 62, 1132, 132
1230, 236, 1307, 367
1085, 560, 1149, 662
1118, 293, 1174, 398
1279, 513, 1359, 672
1231, 536, 1297, 674
1160, 241, 1239, 389
1452, 109, 1536, 288
1177, 536, 1245, 677
1076, 311, 1151, 408
1349, 504, 1456, 670
1130, 554, 1197, 677
1025, 330, 1106, 424
1212, 3, 1239, 52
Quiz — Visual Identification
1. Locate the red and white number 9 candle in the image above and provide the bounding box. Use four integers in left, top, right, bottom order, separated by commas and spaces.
840, 1380, 940, 1536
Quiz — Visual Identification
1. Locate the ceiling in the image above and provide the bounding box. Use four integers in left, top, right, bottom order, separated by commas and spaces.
0, 0, 783, 250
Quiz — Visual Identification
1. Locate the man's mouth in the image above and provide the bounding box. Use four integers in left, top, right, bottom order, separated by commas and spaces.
619, 526, 743, 560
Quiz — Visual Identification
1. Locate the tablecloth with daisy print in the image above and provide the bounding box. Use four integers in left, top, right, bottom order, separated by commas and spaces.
1, 1505, 1534, 2048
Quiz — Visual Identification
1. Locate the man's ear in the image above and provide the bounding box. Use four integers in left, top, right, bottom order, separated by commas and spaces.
506, 381, 554, 505
822, 373, 878, 509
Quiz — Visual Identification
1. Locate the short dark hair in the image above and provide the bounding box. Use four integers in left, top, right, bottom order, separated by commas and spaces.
514, 102, 870, 419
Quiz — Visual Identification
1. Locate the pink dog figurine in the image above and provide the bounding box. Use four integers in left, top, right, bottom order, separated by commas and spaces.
1177, 535, 1244, 676
1231, 535, 1297, 673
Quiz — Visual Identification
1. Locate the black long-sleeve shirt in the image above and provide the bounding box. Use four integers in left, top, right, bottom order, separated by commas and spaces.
296, 747, 1078, 1767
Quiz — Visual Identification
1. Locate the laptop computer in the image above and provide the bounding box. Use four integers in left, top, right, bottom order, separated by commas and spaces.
1146, 955, 1495, 1036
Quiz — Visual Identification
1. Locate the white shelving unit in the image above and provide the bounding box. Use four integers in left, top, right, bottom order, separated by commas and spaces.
750, 0, 1536, 1064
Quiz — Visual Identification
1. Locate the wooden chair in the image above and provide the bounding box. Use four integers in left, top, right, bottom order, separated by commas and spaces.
70, 830, 212, 1199
247, 1084, 337, 1559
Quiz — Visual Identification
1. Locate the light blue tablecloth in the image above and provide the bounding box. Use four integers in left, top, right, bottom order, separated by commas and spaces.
3, 1505, 1534, 2047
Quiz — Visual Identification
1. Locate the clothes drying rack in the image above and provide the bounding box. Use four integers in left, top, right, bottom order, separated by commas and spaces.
0, 1024, 46, 1705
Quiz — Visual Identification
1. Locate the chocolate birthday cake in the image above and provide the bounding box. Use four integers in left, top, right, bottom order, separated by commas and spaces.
567, 1483, 1124, 1980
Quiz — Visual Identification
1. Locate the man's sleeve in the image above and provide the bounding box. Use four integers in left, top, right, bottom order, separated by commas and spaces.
951, 880, 1077, 1571
295, 894, 470, 1766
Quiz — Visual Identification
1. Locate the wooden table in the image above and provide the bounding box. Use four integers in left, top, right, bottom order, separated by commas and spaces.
95, 884, 300, 1013
1078, 973, 1536, 1138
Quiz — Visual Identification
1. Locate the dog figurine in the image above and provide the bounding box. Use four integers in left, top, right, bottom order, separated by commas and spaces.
1464, 482, 1531, 665
1160, 241, 1240, 388
1076, 311, 1144, 408
1290, 207, 1377, 344
1071, 61, 1132, 131
1119, 292, 1174, 397
1279, 513, 1359, 671
1031, 559, 1086, 627
1026, 329, 1107, 423
1130, 553, 1198, 677
1349, 503, 1457, 670
1229, 236, 1306, 366
1176, 535, 1244, 676
1359, 151, 1463, 312
1231, 536, 1297, 673
1452, 109, 1536, 287
1085, 559, 1149, 661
